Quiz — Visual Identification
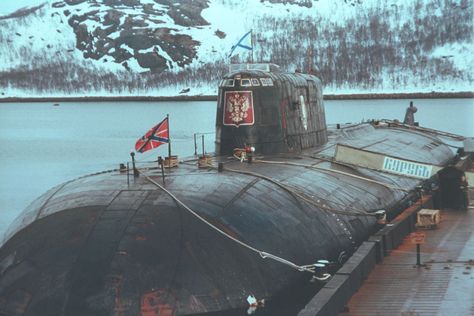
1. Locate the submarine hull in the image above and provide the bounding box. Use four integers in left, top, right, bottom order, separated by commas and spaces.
0, 123, 455, 315
0, 63, 462, 315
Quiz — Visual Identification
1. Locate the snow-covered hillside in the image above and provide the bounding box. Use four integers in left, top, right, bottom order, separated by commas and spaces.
0, 0, 472, 97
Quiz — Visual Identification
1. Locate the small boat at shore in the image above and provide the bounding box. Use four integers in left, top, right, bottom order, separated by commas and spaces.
0, 63, 470, 315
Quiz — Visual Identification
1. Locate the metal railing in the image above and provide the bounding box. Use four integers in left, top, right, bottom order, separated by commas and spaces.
193, 132, 214, 156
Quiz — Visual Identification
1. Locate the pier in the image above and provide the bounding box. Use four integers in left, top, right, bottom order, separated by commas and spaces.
299, 166, 474, 316
341, 206, 474, 315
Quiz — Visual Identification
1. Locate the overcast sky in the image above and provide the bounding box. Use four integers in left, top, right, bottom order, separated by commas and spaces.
0, 0, 45, 15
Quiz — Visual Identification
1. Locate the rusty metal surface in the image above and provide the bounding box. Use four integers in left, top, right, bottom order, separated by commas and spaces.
341, 195, 474, 316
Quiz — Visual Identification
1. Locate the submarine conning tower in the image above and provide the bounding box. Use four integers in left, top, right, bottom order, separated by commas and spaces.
216, 63, 328, 155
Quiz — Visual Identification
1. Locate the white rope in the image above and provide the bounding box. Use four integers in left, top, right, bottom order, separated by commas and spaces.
138, 169, 318, 274
254, 159, 410, 193
380, 119, 466, 141
223, 167, 375, 217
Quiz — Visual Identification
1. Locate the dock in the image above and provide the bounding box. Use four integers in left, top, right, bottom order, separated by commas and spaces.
341, 206, 474, 315
299, 177, 474, 316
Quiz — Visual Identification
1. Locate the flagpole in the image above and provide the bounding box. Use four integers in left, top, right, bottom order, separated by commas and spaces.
251, 30, 254, 64
167, 114, 171, 161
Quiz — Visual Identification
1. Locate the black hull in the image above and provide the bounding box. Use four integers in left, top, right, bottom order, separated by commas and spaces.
0, 123, 456, 315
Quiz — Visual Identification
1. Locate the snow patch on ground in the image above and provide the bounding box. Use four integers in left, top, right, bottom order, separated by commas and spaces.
0, 0, 472, 97
430, 41, 474, 72
0, 3, 127, 73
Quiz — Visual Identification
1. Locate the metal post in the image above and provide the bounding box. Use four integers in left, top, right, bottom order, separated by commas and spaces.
167, 114, 171, 162
158, 156, 165, 186
201, 135, 205, 156
126, 162, 130, 186
130, 152, 138, 178
250, 30, 255, 64
416, 244, 421, 266
417, 186, 424, 208
194, 133, 197, 156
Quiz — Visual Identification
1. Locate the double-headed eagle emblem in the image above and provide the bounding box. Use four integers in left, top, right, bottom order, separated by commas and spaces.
223, 91, 254, 126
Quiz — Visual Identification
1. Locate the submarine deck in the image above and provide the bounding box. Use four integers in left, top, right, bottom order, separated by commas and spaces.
340, 188, 474, 315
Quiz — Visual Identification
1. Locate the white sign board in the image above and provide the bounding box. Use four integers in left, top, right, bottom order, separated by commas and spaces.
334, 144, 441, 180
382, 157, 433, 179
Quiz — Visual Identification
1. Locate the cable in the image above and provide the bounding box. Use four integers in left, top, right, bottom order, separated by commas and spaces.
380, 119, 466, 141
138, 169, 319, 274
310, 153, 429, 185
253, 159, 410, 193
223, 166, 375, 217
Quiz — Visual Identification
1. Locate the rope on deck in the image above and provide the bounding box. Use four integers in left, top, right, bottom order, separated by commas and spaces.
380, 119, 466, 141
253, 159, 410, 193
138, 169, 319, 274
222, 166, 376, 217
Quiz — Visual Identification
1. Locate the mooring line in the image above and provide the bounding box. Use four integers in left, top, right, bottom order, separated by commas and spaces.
139, 169, 319, 274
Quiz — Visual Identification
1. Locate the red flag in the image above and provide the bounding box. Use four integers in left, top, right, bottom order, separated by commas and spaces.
135, 117, 169, 153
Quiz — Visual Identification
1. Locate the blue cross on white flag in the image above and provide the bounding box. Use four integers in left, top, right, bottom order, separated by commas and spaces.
228, 30, 253, 58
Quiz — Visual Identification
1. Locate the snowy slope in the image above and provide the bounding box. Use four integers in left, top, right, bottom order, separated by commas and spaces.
0, 3, 97, 71
0, 0, 472, 97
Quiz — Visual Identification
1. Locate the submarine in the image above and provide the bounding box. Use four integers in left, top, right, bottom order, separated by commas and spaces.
0, 63, 468, 315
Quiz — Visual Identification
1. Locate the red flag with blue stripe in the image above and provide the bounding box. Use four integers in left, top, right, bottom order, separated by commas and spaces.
135, 117, 169, 153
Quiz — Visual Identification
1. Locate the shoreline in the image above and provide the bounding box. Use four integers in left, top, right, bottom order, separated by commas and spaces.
0, 91, 472, 103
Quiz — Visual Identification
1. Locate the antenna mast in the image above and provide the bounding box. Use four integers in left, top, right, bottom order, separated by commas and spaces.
251, 30, 255, 64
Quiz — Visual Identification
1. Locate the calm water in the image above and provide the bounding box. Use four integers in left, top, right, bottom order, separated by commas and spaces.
0, 99, 473, 238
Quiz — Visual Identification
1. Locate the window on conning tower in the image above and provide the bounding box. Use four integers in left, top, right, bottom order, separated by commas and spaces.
223, 79, 235, 87
240, 79, 251, 87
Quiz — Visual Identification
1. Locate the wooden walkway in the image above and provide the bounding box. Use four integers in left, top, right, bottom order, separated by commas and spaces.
341, 199, 474, 315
